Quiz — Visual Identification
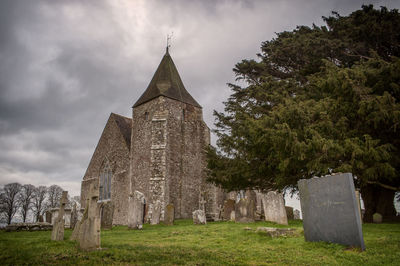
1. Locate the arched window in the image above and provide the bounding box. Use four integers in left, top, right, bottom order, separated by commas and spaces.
99, 160, 112, 200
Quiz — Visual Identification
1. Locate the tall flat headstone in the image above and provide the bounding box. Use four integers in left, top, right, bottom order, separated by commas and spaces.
298, 173, 365, 250
193, 209, 206, 224
164, 204, 174, 225
150, 200, 162, 225
293, 209, 300, 220
223, 199, 235, 221
285, 206, 294, 220
128, 191, 145, 229
70, 203, 78, 229
45, 211, 52, 224
262, 191, 288, 225
101, 202, 114, 229
51, 191, 68, 241
235, 198, 255, 223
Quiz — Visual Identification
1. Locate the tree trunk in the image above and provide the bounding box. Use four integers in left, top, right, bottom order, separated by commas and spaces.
360, 184, 397, 223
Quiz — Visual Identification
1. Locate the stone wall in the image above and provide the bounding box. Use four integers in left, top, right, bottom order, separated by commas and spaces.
130, 96, 223, 220
80, 113, 131, 225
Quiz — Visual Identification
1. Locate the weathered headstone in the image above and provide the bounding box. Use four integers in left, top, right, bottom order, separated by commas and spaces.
373, 213, 382, 223
298, 173, 365, 250
235, 198, 255, 223
193, 209, 207, 224
101, 202, 114, 229
128, 191, 145, 229
45, 211, 52, 223
262, 191, 288, 225
38, 215, 44, 223
51, 191, 68, 241
70, 203, 78, 229
150, 200, 162, 225
293, 209, 300, 220
285, 206, 294, 220
76, 182, 104, 250
223, 199, 235, 221
164, 203, 174, 225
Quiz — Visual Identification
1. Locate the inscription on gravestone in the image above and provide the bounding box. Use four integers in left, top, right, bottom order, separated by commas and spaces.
298, 173, 365, 250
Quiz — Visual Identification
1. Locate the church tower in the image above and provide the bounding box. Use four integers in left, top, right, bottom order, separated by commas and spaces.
129, 49, 211, 219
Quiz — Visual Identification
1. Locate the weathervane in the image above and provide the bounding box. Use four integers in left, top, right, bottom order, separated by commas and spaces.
166, 32, 173, 53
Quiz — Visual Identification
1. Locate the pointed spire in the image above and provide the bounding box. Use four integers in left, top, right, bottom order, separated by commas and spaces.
133, 51, 201, 108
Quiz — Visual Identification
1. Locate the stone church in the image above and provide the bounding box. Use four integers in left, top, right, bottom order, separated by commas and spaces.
80, 49, 225, 226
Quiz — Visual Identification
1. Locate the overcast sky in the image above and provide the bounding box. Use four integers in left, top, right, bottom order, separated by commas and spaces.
1, 0, 400, 202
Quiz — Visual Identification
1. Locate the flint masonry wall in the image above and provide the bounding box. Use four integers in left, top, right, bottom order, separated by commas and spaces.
130, 96, 216, 219
81, 114, 131, 225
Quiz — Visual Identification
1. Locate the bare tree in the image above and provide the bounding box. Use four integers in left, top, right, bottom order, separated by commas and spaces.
0, 183, 22, 224
19, 184, 36, 223
32, 186, 47, 222
47, 185, 63, 209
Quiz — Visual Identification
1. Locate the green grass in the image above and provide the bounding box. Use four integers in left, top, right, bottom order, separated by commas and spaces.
0, 220, 399, 265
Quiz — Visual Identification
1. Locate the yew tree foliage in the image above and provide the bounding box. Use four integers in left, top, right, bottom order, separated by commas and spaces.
207, 5, 400, 194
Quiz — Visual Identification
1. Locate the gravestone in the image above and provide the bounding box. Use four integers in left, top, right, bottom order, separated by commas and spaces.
164, 204, 174, 225
223, 199, 235, 221
193, 209, 206, 224
262, 191, 288, 225
101, 202, 114, 229
128, 191, 145, 229
355, 190, 362, 224
150, 200, 162, 225
70, 203, 78, 229
285, 206, 294, 220
293, 209, 300, 220
76, 182, 104, 250
235, 198, 255, 223
51, 191, 68, 241
373, 213, 382, 223
45, 211, 52, 223
38, 215, 44, 223
298, 173, 365, 250
215, 205, 223, 221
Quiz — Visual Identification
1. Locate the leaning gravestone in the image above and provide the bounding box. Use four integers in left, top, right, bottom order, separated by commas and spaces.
150, 200, 162, 225
298, 173, 365, 250
235, 198, 255, 223
128, 191, 145, 229
51, 191, 68, 241
223, 199, 235, 221
193, 209, 207, 224
76, 182, 104, 250
262, 191, 288, 225
373, 213, 382, 223
164, 204, 174, 225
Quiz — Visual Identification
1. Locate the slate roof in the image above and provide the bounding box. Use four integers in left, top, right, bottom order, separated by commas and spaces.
111, 113, 132, 149
133, 49, 201, 108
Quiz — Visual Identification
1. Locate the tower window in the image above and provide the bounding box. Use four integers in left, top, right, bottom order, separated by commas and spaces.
145, 112, 149, 120
182, 109, 185, 120
99, 160, 112, 200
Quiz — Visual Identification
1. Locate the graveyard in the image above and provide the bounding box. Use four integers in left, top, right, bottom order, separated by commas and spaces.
0, 220, 399, 265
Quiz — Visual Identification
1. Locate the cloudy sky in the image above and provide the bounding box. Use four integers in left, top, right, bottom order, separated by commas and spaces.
1, 0, 400, 202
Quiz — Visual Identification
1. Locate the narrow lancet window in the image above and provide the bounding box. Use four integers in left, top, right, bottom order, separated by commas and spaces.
99, 160, 112, 200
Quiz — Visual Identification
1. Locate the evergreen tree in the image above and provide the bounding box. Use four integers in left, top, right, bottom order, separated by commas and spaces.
207, 5, 400, 222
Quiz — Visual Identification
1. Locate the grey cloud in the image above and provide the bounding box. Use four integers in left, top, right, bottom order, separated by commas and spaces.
1, 0, 400, 196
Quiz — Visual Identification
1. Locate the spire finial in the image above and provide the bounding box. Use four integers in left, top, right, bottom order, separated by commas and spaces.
166, 32, 173, 54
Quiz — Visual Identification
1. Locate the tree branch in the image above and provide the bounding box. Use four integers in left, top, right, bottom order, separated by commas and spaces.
366, 181, 400, 191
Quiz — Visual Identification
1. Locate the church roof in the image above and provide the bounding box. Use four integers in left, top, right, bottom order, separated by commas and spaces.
133, 49, 201, 108
111, 113, 132, 149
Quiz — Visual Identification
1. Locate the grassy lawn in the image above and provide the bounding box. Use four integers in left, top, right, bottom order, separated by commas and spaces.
0, 220, 399, 265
